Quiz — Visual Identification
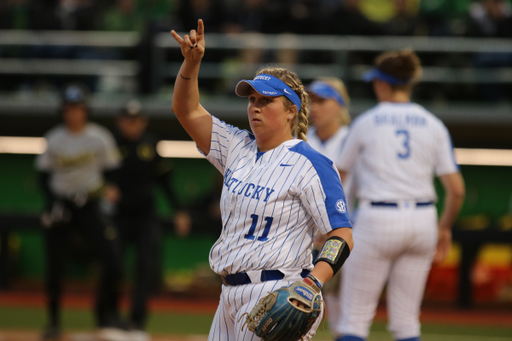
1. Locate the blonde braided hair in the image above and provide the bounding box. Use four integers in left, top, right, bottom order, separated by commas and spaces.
256, 67, 310, 141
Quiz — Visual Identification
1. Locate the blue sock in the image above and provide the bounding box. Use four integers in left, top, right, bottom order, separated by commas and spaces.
337, 335, 365, 341
397, 337, 420, 341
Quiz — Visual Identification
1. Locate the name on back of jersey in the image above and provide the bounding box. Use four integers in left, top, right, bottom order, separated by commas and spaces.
374, 114, 427, 127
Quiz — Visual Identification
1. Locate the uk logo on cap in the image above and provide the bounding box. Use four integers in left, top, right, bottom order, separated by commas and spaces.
235, 74, 302, 111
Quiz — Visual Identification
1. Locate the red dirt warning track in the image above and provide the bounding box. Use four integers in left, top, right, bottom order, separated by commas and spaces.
0, 331, 207, 341
0, 292, 218, 314
1, 291, 511, 327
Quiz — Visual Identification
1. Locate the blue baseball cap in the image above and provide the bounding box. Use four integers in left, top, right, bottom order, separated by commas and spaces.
63, 84, 88, 104
235, 74, 302, 111
363, 68, 411, 85
308, 81, 345, 106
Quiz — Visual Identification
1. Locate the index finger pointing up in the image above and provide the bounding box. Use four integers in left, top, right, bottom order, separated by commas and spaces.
197, 19, 204, 37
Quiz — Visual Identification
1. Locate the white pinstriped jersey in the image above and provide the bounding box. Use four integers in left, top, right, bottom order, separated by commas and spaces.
203, 116, 352, 276
306, 126, 349, 165
336, 102, 459, 202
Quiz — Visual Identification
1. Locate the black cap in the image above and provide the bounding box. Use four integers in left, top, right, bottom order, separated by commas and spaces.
119, 99, 144, 117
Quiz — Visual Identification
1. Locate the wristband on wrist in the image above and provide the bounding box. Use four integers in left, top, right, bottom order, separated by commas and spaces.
306, 274, 323, 290
314, 236, 351, 276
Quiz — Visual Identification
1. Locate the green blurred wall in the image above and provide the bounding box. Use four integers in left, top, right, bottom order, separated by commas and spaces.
0, 154, 219, 280
1, 154, 512, 280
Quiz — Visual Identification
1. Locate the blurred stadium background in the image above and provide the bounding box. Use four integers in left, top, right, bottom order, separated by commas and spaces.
1, 0, 512, 340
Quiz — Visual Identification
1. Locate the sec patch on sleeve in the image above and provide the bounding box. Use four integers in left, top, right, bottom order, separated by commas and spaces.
336, 199, 347, 213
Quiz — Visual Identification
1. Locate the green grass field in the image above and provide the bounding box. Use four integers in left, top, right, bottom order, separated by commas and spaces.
1, 306, 511, 341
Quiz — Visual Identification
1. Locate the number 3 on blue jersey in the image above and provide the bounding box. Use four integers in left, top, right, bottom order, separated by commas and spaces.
396, 129, 410, 159
245, 214, 273, 242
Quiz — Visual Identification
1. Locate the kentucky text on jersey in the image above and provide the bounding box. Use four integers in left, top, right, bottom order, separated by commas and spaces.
374, 114, 427, 126
224, 168, 275, 202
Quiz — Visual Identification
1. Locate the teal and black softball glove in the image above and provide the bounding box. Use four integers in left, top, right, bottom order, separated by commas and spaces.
241, 277, 323, 341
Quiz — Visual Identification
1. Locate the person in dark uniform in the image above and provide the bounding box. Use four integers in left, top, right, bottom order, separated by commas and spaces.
36, 83, 125, 341
104, 100, 189, 341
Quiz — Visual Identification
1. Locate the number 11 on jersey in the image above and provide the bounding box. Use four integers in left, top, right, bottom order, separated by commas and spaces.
245, 214, 273, 242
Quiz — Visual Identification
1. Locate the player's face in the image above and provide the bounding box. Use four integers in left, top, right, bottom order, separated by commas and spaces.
310, 94, 343, 129
62, 104, 88, 132
247, 89, 293, 145
372, 79, 392, 102
117, 116, 147, 140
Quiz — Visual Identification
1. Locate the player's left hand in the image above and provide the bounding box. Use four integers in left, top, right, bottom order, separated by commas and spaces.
433, 228, 452, 265
241, 277, 323, 341
174, 210, 192, 237
103, 184, 120, 203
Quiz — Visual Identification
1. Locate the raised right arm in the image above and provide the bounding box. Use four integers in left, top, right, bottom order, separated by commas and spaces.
170, 19, 213, 155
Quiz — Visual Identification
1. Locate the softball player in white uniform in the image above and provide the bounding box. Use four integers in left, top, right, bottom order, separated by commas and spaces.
334, 51, 465, 341
171, 20, 354, 341
306, 82, 349, 163
305, 78, 357, 337
306, 78, 358, 217
307, 124, 348, 162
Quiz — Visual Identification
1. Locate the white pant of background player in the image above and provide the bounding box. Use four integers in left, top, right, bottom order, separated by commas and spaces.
334, 200, 438, 340
208, 275, 323, 341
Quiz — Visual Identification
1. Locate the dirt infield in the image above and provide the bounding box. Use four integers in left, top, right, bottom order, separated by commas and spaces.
0, 292, 219, 315
0, 331, 208, 341
377, 303, 512, 327
1, 291, 511, 327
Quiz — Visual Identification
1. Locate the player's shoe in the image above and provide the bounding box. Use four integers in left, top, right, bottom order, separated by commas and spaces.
41, 325, 61, 340
96, 327, 129, 341
127, 330, 151, 341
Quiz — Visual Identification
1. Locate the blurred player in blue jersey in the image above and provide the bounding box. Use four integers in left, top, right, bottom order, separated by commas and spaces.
170, 20, 354, 341
334, 50, 465, 341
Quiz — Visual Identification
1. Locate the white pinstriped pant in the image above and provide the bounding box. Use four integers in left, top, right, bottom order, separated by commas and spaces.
334, 201, 438, 340
208, 277, 324, 341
